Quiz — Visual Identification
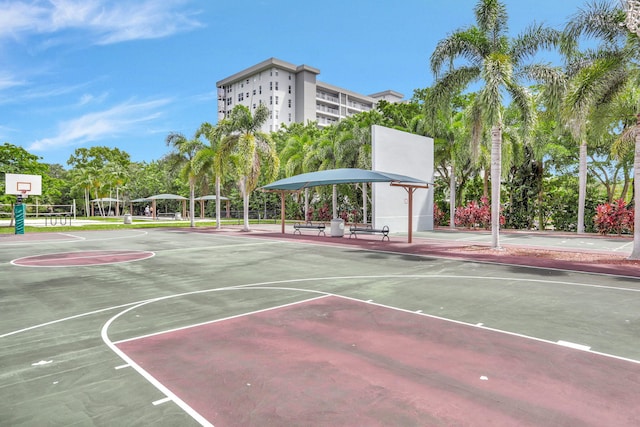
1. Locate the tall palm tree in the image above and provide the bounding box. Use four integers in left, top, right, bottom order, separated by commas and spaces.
280, 132, 315, 220
165, 132, 205, 228
70, 166, 94, 217
304, 125, 343, 218
430, 0, 561, 248
217, 104, 279, 231
563, 0, 640, 257
195, 122, 225, 229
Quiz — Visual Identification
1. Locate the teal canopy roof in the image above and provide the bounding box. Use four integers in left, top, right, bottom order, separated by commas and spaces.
146, 194, 187, 200
195, 195, 229, 201
262, 168, 430, 191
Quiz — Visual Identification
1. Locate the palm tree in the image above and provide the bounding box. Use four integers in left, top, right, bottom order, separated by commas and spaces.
430, 0, 561, 248
304, 125, 342, 218
195, 122, 224, 229
165, 132, 205, 228
563, 0, 640, 257
217, 104, 280, 231
280, 132, 315, 220
70, 166, 94, 217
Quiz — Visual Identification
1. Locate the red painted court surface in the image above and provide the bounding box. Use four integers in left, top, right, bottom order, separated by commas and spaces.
12, 250, 154, 266
116, 296, 640, 427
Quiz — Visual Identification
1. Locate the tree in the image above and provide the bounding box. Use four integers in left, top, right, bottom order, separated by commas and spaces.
217, 104, 280, 231
195, 122, 225, 229
0, 143, 48, 196
563, 0, 640, 257
280, 131, 315, 220
165, 132, 205, 228
430, 0, 561, 248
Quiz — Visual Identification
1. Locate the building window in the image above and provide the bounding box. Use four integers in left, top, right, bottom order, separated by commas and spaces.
288, 74, 291, 80
246, 92, 249, 98
288, 99, 292, 108
253, 89, 256, 95
288, 113, 291, 122
275, 70, 279, 76
275, 111, 279, 119
275, 96, 279, 105
246, 79, 249, 84
270, 82, 273, 91
275, 82, 279, 90
270, 96, 273, 105
253, 103, 256, 109
259, 86, 262, 94
288, 85, 291, 94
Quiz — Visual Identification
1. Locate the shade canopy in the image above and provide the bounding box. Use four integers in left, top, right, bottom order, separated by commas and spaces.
195, 195, 229, 201
130, 198, 150, 203
262, 168, 429, 191
91, 197, 121, 202
147, 193, 187, 200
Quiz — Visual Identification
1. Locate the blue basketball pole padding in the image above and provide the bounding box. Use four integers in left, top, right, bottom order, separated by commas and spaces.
14, 204, 25, 235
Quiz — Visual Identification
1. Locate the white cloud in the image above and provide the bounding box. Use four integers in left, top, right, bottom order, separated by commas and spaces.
0, 72, 26, 90
0, 0, 203, 45
28, 98, 171, 151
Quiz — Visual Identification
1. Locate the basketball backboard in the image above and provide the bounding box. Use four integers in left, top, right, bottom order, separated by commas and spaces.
4, 173, 42, 196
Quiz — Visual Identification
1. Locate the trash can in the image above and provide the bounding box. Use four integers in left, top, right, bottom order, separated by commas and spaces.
123, 214, 132, 224
175, 212, 182, 220
330, 218, 345, 237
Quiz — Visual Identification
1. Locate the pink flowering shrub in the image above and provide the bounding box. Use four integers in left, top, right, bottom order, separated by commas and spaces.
454, 196, 504, 229
594, 199, 634, 235
433, 204, 446, 227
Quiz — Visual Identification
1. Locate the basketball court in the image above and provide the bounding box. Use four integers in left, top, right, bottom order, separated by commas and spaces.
1, 227, 639, 426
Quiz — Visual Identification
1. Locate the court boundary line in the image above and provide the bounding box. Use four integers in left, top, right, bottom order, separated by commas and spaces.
10, 250, 155, 268
106, 280, 640, 366
0, 229, 149, 246
113, 294, 331, 345
106, 284, 640, 426
4, 273, 639, 340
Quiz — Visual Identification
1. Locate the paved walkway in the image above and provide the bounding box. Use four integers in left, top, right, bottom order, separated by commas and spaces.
232, 224, 640, 278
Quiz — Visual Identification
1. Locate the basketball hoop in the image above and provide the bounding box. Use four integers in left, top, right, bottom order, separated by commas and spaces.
16, 189, 28, 205
624, 0, 640, 36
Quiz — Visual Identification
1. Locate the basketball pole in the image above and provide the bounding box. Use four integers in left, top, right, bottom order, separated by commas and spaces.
14, 192, 25, 235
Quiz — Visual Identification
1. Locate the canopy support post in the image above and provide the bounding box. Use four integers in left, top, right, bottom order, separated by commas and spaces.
280, 191, 286, 234
405, 187, 417, 244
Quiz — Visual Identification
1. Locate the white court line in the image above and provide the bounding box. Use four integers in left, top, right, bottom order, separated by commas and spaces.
5, 273, 640, 340
10, 250, 155, 268
152, 397, 172, 406
557, 340, 591, 351
0, 230, 148, 246
614, 241, 634, 252
101, 298, 215, 427
114, 294, 330, 344
157, 240, 285, 254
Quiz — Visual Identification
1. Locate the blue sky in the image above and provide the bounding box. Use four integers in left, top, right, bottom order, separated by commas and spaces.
1, 0, 588, 167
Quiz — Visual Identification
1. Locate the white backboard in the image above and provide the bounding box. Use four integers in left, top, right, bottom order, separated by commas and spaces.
371, 125, 434, 232
4, 173, 42, 196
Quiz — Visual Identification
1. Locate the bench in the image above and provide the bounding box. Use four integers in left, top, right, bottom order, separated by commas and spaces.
156, 212, 178, 220
293, 221, 326, 236
349, 224, 390, 241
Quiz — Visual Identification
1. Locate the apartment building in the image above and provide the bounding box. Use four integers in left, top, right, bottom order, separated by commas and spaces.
216, 57, 404, 132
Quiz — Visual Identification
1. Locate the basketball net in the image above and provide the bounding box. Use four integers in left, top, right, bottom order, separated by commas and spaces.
624, 0, 640, 36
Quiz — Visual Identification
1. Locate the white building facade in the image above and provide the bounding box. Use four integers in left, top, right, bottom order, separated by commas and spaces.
216, 57, 404, 132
